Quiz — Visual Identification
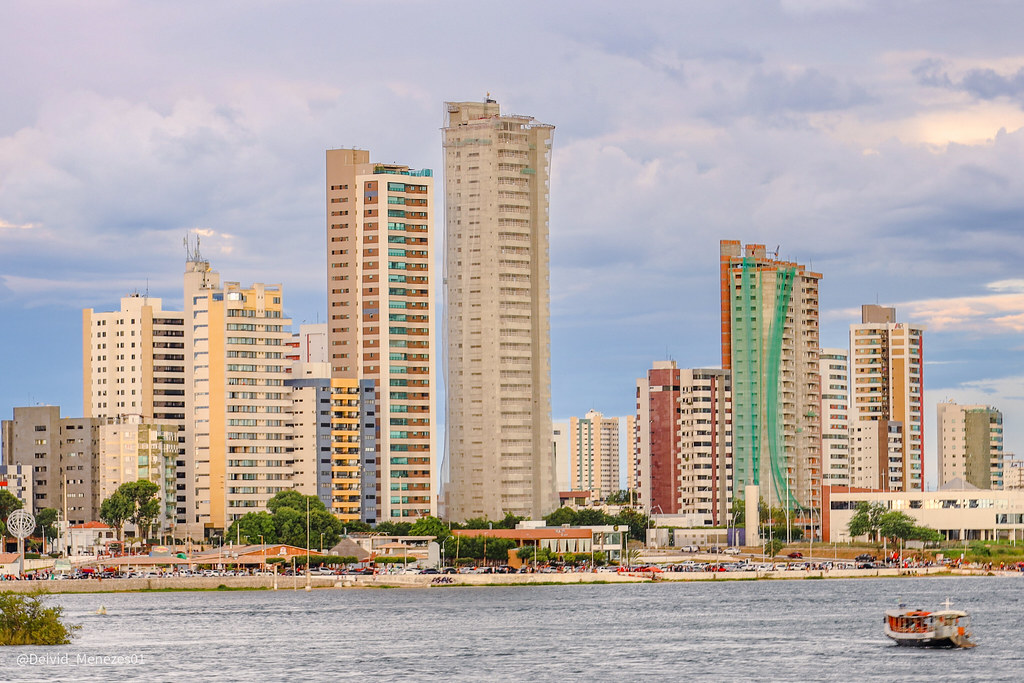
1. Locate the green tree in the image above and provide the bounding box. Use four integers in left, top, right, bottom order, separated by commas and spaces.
99, 491, 133, 540
409, 516, 450, 542
847, 502, 887, 540
374, 521, 412, 536
267, 490, 326, 515
495, 512, 525, 529
606, 490, 637, 505
462, 516, 493, 530
342, 520, 372, 534
544, 507, 578, 527
731, 497, 745, 527
911, 526, 943, 545
613, 508, 649, 542
878, 511, 916, 543
122, 480, 162, 538
0, 592, 80, 645
576, 509, 612, 527
485, 538, 516, 563
226, 511, 277, 545
766, 538, 785, 559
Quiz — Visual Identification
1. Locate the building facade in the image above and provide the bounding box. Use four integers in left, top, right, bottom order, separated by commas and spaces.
567, 411, 630, 501
823, 484, 1024, 543
635, 362, 732, 525
1, 406, 100, 524
849, 305, 924, 491
937, 401, 1004, 489
326, 149, 438, 521
819, 348, 851, 487
443, 98, 557, 521
97, 415, 178, 535
849, 419, 904, 490
720, 241, 822, 511
183, 250, 293, 535
83, 294, 187, 529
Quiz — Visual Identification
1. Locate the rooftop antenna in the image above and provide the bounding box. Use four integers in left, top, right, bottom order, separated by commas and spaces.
773, 245, 780, 259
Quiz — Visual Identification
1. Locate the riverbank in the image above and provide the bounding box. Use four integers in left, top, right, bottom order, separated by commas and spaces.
1, 565, 1019, 593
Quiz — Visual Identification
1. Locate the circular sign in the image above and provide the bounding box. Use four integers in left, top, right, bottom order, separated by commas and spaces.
7, 509, 35, 540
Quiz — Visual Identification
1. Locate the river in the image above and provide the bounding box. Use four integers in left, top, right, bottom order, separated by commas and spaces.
4, 576, 1020, 681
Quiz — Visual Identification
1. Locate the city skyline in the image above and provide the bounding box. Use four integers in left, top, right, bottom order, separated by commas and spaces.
3, 3, 1024, 489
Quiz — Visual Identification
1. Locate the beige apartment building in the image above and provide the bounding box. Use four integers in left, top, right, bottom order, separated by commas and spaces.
2, 406, 100, 524
183, 250, 293, 535
720, 241, 822, 511
325, 149, 437, 522
849, 419, 903, 490
819, 348, 851, 487
82, 293, 188, 529
568, 410, 630, 501
443, 98, 557, 521
937, 401, 1004, 489
849, 305, 924, 491
97, 415, 179, 535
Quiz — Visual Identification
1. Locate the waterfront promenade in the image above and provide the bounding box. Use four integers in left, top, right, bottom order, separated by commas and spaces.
1, 565, 1017, 593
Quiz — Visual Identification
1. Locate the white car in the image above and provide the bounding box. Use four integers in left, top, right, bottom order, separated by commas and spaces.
723, 547, 741, 555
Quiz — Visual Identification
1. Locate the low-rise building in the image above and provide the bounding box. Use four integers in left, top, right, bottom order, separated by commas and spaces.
823, 483, 1024, 543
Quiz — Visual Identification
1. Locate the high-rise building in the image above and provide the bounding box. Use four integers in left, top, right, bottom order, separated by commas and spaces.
720, 241, 822, 511
97, 415, 178, 535
849, 305, 925, 491
850, 420, 903, 490
443, 98, 557, 521
183, 248, 293, 535
567, 410, 630, 500
819, 348, 851, 487
551, 423, 571, 493
937, 401, 1004, 489
2, 406, 100, 524
635, 362, 733, 525
284, 323, 334, 510
325, 149, 437, 521
83, 293, 188, 528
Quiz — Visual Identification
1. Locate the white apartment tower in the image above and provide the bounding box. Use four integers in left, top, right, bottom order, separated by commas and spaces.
850, 305, 925, 491
326, 149, 438, 521
443, 98, 557, 521
819, 348, 850, 487
83, 294, 188, 528
568, 410, 630, 500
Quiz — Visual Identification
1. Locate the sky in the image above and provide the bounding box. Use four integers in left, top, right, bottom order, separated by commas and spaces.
2, 1, 1024, 489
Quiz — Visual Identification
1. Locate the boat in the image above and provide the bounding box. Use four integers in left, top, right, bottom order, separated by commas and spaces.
884, 599, 975, 648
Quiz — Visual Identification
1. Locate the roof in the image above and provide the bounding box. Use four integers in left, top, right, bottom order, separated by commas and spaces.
452, 528, 592, 540
938, 477, 981, 491
0, 552, 19, 564
71, 522, 111, 529
327, 537, 371, 561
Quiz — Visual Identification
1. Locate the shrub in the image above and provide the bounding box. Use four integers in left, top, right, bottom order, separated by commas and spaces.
0, 592, 80, 646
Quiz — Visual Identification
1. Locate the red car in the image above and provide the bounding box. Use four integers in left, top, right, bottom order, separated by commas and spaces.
787, 552, 803, 559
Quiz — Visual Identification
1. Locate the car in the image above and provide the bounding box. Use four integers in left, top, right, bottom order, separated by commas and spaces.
786, 552, 803, 559
679, 545, 700, 553
723, 547, 741, 555
855, 553, 876, 562
420, 568, 440, 575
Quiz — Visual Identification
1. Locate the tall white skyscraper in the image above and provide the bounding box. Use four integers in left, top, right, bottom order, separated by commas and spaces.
443, 98, 557, 521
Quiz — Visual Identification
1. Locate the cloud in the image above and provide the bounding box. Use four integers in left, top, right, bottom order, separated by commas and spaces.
915, 59, 1024, 105
0, 218, 38, 230
895, 290, 1024, 333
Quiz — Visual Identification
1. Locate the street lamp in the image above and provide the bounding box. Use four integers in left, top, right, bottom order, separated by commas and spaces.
320, 532, 325, 554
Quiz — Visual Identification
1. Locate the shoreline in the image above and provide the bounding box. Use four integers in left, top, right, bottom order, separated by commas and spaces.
2, 567, 1019, 594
